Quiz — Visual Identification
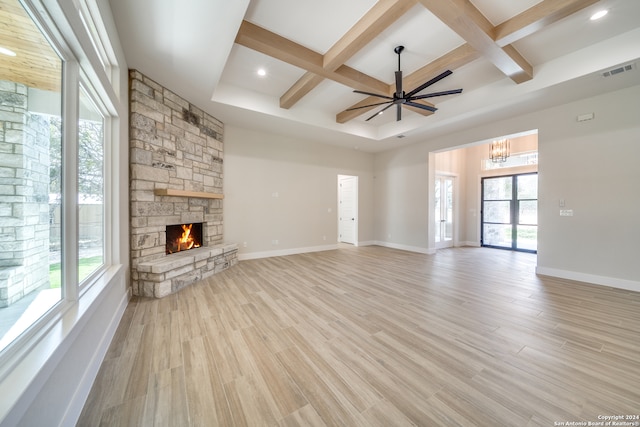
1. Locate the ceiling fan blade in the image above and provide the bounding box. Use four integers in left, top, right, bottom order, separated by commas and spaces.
405, 70, 453, 98
396, 104, 401, 121
346, 100, 393, 111
395, 70, 403, 98
353, 90, 393, 100
405, 101, 437, 113
409, 88, 463, 100
365, 103, 394, 121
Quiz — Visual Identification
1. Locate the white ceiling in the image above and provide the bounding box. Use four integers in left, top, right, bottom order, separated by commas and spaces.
108, 0, 640, 152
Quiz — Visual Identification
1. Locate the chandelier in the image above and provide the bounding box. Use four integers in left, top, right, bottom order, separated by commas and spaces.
489, 139, 510, 163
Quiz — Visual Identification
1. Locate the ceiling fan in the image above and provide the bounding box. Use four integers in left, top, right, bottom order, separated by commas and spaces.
348, 46, 463, 122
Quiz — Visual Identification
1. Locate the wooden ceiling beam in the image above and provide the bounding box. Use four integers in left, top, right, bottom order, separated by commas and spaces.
323, 0, 417, 70
493, 0, 601, 47
235, 20, 388, 95
416, 0, 533, 84
402, 43, 480, 93
336, 96, 385, 124
404, 101, 436, 117
280, 0, 417, 109
280, 72, 326, 109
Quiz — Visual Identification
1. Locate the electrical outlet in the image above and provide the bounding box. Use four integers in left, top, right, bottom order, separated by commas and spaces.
272, 239, 279, 245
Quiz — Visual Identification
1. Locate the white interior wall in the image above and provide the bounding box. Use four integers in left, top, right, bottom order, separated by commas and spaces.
224, 126, 375, 259
536, 87, 640, 289
374, 144, 432, 253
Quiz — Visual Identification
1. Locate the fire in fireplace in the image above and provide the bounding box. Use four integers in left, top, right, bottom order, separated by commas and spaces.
166, 223, 203, 254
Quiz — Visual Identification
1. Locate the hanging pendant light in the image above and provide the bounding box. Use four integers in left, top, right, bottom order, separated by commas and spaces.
489, 139, 510, 163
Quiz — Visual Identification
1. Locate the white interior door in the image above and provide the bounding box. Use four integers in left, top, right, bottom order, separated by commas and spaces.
338, 175, 358, 245
435, 175, 454, 249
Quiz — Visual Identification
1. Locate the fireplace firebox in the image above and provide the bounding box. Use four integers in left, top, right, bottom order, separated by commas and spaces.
166, 223, 203, 254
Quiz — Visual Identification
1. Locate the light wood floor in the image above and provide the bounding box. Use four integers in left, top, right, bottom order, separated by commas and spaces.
77, 246, 640, 426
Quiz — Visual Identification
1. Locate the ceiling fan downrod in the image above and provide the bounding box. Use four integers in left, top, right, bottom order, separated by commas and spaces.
394, 45, 404, 72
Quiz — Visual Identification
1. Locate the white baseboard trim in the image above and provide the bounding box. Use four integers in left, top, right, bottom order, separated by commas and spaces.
459, 241, 480, 247
373, 241, 433, 255
357, 240, 377, 247
536, 266, 640, 293
238, 244, 339, 261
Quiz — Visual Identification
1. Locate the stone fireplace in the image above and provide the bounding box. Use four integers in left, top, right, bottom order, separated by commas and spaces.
129, 70, 237, 298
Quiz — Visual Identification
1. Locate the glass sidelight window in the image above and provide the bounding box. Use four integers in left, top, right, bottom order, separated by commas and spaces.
435, 176, 454, 248
481, 173, 537, 252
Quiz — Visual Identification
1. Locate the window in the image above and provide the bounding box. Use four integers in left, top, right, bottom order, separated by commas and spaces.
0, 0, 114, 356
0, 0, 64, 353
78, 86, 105, 284
482, 151, 538, 171
481, 173, 538, 252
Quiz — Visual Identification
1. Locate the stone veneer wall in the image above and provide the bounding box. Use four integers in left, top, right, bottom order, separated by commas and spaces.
0, 81, 50, 307
129, 70, 236, 297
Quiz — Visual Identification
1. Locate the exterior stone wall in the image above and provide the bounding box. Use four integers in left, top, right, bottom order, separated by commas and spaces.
129, 70, 236, 297
0, 81, 51, 307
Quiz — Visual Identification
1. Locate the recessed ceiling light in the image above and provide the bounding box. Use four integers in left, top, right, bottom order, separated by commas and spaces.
590, 9, 608, 20
0, 46, 16, 56
257, 68, 266, 77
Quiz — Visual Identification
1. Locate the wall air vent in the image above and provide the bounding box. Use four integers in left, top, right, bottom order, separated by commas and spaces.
602, 63, 635, 77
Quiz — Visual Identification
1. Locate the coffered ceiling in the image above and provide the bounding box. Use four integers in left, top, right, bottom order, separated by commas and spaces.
109, 0, 640, 151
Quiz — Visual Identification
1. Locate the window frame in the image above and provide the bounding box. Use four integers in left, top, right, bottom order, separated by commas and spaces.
0, 0, 119, 370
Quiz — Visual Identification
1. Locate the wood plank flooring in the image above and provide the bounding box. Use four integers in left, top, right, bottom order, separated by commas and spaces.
77, 246, 640, 426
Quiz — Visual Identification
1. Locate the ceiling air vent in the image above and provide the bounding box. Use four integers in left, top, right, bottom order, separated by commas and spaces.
602, 63, 635, 77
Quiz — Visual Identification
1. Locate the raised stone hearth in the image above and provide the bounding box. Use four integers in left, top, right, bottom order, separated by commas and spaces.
129, 70, 236, 298
137, 243, 237, 298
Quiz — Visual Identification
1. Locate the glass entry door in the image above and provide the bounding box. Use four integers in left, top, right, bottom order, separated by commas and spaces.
481, 173, 537, 252
435, 176, 454, 249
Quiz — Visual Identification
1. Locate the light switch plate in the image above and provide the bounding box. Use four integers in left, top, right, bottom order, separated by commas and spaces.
560, 209, 573, 216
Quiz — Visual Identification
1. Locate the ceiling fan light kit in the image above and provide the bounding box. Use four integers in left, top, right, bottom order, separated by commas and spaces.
348, 45, 463, 122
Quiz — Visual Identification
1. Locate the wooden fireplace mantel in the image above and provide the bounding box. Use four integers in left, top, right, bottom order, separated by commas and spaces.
154, 189, 224, 199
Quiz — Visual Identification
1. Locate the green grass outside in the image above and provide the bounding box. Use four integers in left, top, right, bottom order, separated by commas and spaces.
49, 256, 104, 288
